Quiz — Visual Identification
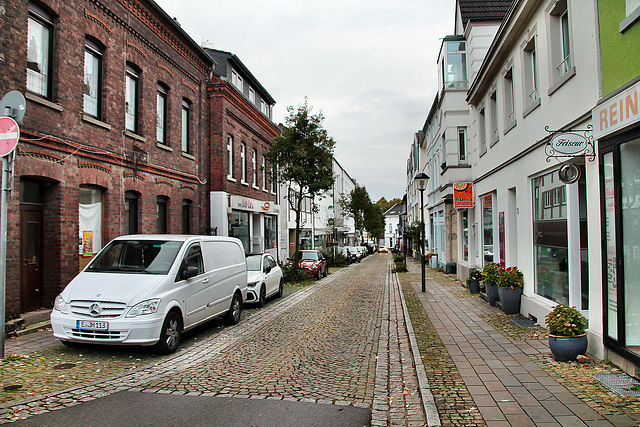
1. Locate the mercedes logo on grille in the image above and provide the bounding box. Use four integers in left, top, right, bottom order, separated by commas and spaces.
89, 303, 102, 317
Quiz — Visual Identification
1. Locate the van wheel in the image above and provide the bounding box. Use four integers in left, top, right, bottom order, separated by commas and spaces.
257, 285, 266, 307
276, 279, 284, 298
225, 293, 242, 325
155, 312, 182, 355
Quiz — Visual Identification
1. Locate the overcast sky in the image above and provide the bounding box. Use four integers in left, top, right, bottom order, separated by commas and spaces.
154, 0, 455, 202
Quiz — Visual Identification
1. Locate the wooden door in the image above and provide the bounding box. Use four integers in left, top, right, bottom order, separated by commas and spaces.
21, 207, 44, 312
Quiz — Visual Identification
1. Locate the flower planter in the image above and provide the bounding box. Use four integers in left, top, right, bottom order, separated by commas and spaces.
548, 334, 588, 362
468, 279, 480, 294
497, 286, 522, 314
485, 282, 500, 306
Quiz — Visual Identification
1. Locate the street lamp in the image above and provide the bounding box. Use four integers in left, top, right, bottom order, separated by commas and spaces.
415, 172, 429, 293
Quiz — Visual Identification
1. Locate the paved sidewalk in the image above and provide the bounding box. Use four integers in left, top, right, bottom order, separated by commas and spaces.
405, 258, 639, 426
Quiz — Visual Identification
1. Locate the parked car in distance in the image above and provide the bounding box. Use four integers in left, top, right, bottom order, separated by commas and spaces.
338, 246, 358, 263
378, 246, 389, 253
51, 235, 247, 354
356, 246, 368, 258
291, 250, 328, 279
246, 253, 283, 307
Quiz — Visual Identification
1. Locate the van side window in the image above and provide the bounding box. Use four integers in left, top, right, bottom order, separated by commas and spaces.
180, 244, 203, 280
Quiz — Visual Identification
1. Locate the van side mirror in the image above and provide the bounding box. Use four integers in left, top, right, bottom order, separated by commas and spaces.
181, 265, 199, 280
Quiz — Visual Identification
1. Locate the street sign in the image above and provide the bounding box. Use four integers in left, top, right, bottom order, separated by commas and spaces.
0, 116, 19, 157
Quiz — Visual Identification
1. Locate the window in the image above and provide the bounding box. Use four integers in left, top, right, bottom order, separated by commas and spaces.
444, 40, 467, 89
227, 136, 234, 179
241, 143, 247, 183
83, 41, 102, 118
79, 186, 103, 263
124, 191, 139, 234
27, 4, 54, 98
482, 194, 494, 264
157, 196, 168, 234
262, 156, 267, 189
261, 100, 269, 117
252, 149, 257, 186
181, 99, 190, 153
489, 91, 498, 145
479, 108, 487, 155
231, 69, 243, 92
270, 165, 276, 194
249, 87, 255, 104
157, 84, 168, 145
125, 66, 139, 133
548, 0, 574, 85
458, 127, 467, 163
503, 68, 516, 129
182, 200, 191, 234
523, 36, 539, 108
461, 210, 469, 262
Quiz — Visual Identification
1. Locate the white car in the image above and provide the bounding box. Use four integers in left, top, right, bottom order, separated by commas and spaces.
51, 235, 247, 354
246, 253, 284, 306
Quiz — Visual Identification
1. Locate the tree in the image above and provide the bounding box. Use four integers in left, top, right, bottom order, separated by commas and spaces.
375, 197, 402, 213
363, 203, 385, 243
340, 185, 370, 244
266, 99, 335, 265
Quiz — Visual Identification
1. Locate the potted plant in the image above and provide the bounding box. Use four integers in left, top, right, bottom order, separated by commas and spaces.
545, 304, 588, 362
482, 262, 501, 306
496, 266, 523, 314
468, 268, 482, 294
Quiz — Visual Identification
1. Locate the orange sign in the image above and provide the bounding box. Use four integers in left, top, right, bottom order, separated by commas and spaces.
454, 183, 473, 209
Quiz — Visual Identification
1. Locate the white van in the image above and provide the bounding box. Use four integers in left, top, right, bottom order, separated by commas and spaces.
50, 235, 247, 354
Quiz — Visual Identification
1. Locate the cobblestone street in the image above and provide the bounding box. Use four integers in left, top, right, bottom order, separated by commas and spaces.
1, 254, 429, 426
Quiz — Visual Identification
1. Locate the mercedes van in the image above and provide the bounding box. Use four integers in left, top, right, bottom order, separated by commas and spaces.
51, 235, 247, 354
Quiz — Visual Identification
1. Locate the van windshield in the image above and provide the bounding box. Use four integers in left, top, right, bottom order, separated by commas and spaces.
86, 240, 184, 275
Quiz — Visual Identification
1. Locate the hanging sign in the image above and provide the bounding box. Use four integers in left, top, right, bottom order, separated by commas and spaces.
453, 182, 474, 209
550, 133, 589, 155
544, 126, 595, 162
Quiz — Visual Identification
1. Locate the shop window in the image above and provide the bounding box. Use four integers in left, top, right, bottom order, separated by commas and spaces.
482, 195, 494, 264
461, 210, 469, 262
229, 211, 250, 253
27, 3, 54, 99
264, 215, 277, 252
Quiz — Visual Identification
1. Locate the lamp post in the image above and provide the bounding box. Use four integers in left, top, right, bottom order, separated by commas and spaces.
415, 173, 429, 293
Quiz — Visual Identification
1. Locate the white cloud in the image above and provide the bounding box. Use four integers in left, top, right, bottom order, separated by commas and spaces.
155, 0, 455, 201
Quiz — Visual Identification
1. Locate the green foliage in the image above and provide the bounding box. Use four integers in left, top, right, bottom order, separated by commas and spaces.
481, 262, 501, 284
496, 266, 524, 289
281, 263, 314, 284
375, 197, 402, 213
341, 185, 385, 243
469, 268, 483, 281
393, 262, 407, 273
393, 253, 405, 264
327, 250, 349, 267
364, 203, 385, 241
545, 305, 587, 336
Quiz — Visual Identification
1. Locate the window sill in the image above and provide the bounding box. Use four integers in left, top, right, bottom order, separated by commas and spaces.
479, 146, 487, 158
157, 143, 173, 152
490, 135, 499, 147
548, 66, 576, 96
241, 180, 249, 186
82, 114, 111, 130
227, 176, 237, 183
262, 188, 269, 193
503, 119, 517, 135
523, 97, 541, 118
123, 130, 146, 143
620, 7, 640, 32
252, 185, 260, 190
25, 92, 64, 112
181, 152, 195, 160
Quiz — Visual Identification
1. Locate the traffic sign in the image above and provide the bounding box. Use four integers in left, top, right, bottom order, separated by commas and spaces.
0, 116, 19, 157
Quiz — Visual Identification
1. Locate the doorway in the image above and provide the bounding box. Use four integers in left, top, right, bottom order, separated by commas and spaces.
20, 179, 44, 312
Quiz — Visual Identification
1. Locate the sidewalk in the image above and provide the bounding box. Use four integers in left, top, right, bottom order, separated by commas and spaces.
404, 257, 640, 426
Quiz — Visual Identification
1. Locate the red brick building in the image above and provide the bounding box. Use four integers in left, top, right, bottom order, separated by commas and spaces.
0, 0, 213, 316
205, 50, 280, 258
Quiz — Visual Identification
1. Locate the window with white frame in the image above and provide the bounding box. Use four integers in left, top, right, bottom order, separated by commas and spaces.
260, 100, 268, 116
227, 136, 234, 179
83, 41, 102, 118
241, 143, 247, 183
125, 66, 139, 133
548, 0, 573, 84
479, 108, 487, 155
444, 40, 467, 89
249, 87, 255, 104
523, 35, 539, 108
458, 127, 467, 163
181, 99, 190, 153
622, 0, 640, 31
489, 91, 498, 145
231, 69, 243, 92
252, 149, 257, 186
262, 156, 267, 190
503, 68, 515, 128
27, 3, 54, 99
156, 84, 168, 145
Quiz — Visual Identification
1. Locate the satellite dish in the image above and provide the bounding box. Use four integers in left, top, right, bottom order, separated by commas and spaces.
1, 91, 26, 124
558, 164, 580, 184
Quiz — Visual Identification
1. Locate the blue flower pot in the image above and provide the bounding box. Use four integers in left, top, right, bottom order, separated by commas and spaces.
497, 286, 522, 314
469, 279, 480, 294
549, 334, 588, 362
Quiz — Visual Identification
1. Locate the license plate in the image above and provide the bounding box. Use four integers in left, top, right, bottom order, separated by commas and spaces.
76, 320, 108, 331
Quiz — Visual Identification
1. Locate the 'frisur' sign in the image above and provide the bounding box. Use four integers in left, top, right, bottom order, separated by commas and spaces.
550, 133, 589, 155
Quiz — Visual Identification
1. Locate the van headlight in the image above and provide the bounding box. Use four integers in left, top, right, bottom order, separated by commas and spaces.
53, 295, 68, 314
126, 299, 161, 317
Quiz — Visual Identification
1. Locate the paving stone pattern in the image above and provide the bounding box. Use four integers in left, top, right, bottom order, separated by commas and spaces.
1, 255, 429, 426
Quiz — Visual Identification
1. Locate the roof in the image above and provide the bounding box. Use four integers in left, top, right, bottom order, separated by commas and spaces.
384, 204, 405, 217
458, 0, 513, 29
